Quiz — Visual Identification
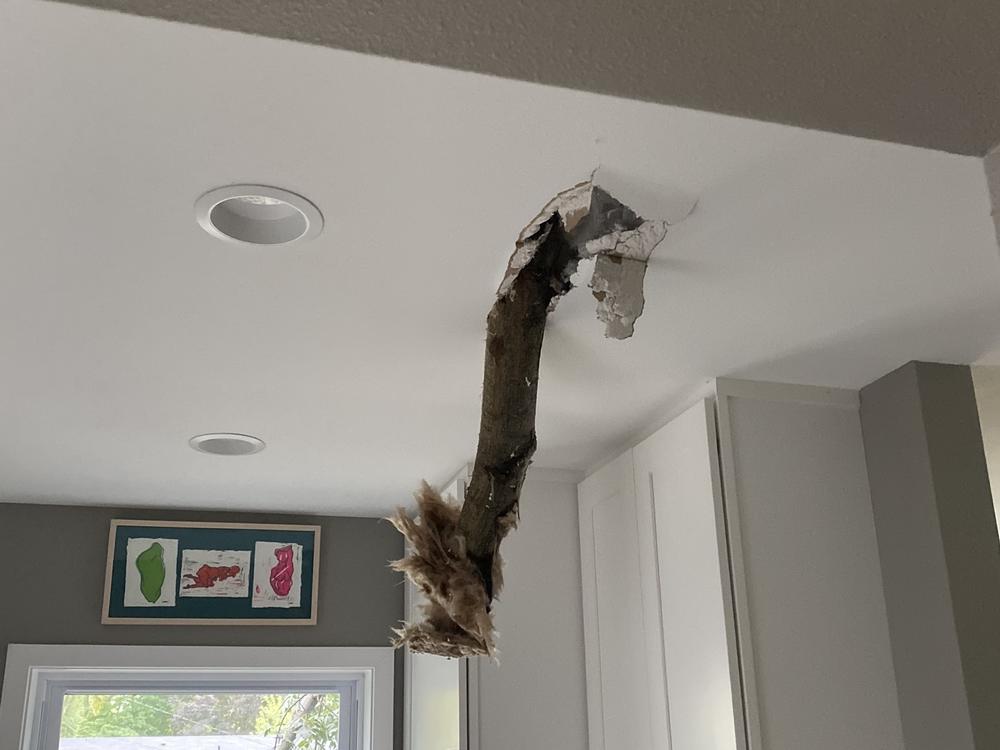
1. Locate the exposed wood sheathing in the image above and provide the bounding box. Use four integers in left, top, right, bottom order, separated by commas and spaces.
390, 180, 670, 657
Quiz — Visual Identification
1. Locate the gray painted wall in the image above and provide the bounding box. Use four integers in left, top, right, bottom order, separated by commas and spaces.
0, 502, 405, 745
860, 362, 1000, 750
718, 382, 904, 750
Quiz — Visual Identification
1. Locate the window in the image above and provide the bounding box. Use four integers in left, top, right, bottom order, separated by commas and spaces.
0, 646, 394, 750
58, 689, 350, 749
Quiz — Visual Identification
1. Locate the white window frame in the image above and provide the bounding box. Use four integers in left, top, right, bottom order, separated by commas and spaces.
0, 645, 394, 750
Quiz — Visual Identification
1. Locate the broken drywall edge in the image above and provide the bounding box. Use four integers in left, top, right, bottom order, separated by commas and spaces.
592, 166, 699, 227
580, 218, 669, 261
500, 180, 593, 299
514, 180, 594, 245
500, 180, 674, 338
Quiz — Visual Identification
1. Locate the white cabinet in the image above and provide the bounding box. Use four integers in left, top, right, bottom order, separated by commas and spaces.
581, 381, 910, 750
633, 400, 744, 750
579, 399, 744, 750
579, 451, 667, 750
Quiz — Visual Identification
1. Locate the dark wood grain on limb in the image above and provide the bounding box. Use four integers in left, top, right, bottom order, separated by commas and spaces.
457, 215, 578, 599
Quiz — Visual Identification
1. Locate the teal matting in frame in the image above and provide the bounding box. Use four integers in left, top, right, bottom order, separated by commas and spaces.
102, 520, 321, 625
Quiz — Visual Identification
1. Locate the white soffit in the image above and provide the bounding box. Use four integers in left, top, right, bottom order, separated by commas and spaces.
1, 0, 999, 514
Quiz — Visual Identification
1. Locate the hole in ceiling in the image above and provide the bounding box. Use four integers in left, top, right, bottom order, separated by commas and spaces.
195, 185, 323, 246
189, 433, 266, 456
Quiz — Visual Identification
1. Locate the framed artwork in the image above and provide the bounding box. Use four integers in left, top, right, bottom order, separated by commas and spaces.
102, 520, 321, 625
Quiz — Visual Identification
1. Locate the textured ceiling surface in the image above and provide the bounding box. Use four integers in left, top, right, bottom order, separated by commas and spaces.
57, 0, 1000, 155
3, 1, 1000, 514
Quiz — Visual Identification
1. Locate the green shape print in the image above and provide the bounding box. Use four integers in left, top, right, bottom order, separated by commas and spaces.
135, 542, 166, 603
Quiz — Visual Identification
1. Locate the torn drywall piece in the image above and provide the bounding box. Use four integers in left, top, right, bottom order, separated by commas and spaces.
390, 176, 683, 658
591, 254, 649, 339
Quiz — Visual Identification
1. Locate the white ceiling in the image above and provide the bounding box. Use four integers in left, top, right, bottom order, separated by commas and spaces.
3, 0, 1000, 515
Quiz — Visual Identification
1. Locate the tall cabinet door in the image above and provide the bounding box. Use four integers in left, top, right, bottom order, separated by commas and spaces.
579, 399, 746, 750
579, 452, 670, 750
633, 399, 745, 750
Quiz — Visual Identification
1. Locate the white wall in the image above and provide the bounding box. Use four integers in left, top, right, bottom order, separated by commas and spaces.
474, 476, 588, 750
406, 652, 460, 750
717, 380, 904, 750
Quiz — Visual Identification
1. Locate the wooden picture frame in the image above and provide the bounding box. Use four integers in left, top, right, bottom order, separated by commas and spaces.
101, 519, 321, 625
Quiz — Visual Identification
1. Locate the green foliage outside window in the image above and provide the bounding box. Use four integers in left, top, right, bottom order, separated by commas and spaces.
60, 694, 174, 738
60, 692, 341, 749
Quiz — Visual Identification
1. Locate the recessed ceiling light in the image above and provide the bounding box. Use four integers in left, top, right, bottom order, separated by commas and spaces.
195, 185, 323, 246
189, 433, 266, 456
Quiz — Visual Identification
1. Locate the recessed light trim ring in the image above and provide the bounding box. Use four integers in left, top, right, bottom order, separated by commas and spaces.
189, 433, 266, 456
195, 184, 323, 246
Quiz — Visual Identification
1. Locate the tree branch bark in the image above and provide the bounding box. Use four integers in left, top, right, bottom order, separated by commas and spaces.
389, 180, 671, 658
457, 215, 576, 599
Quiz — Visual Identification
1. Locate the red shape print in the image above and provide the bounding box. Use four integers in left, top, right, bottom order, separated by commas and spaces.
183, 564, 241, 589
269, 545, 294, 597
